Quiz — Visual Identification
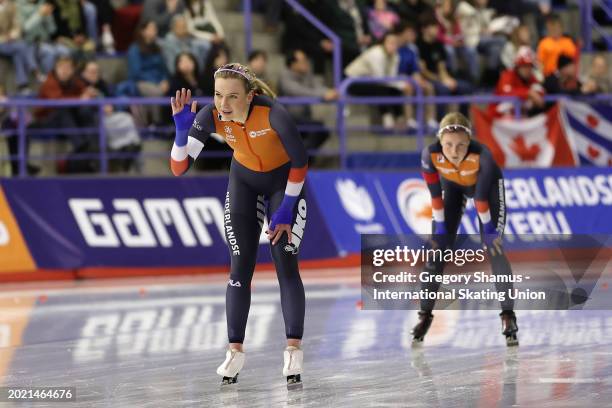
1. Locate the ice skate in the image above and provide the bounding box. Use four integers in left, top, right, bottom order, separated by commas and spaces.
283, 346, 303, 390
500, 311, 519, 347
217, 349, 245, 385
411, 311, 434, 346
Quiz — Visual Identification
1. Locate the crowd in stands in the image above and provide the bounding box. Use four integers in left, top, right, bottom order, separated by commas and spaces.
0, 0, 609, 175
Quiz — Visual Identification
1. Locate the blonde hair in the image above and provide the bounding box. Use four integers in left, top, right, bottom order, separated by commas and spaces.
214, 62, 276, 98
437, 112, 472, 138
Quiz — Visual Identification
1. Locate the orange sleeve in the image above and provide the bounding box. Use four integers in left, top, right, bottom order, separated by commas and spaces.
563, 38, 577, 57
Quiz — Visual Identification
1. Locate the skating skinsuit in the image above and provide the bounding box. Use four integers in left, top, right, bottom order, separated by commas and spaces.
420, 140, 514, 311
171, 95, 307, 343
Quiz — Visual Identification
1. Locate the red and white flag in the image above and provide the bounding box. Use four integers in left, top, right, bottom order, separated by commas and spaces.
472, 104, 577, 167
558, 99, 612, 166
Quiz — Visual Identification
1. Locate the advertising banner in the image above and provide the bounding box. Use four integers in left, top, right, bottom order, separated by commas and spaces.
309, 167, 612, 254
0, 177, 336, 270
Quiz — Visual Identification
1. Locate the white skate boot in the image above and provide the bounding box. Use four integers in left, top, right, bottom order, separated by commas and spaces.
217, 349, 245, 385
283, 346, 303, 389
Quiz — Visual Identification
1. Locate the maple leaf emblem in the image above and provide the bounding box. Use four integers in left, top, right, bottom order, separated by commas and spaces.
510, 134, 540, 161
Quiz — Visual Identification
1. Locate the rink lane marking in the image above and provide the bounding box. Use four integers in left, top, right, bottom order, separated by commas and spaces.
538, 378, 604, 384
0, 269, 359, 298
3, 288, 361, 315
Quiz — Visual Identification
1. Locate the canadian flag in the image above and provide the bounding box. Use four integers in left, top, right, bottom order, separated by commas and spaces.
472, 104, 577, 167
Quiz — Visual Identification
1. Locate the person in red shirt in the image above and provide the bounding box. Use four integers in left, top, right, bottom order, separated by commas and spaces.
10, 55, 98, 174
489, 47, 545, 118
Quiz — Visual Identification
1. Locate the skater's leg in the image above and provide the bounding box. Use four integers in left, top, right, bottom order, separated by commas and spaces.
480, 177, 518, 345
268, 188, 306, 344
480, 177, 514, 312
268, 188, 306, 385
224, 175, 263, 347
413, 186, 464, 344
420, 185, 464, 312
216, 171, 263, 382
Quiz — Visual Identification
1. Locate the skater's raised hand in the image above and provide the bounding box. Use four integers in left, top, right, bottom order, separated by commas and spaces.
171, 89, 198, 139
171, 88, 197, 117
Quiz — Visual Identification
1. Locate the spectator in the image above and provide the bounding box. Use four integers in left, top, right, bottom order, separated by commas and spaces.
120, 20, 169, 97
247, 49, 271, 86
537, 13, 577, 76
392, 0, 434, 29
488, 0, 523, 18
252, 0, 282, 33
0, 0, 38, 92
368, 0, 400, 41
489, 46, 545, 117
581, 54, 611, 95
501, 25, 534, 70
79, 58, 111, 96
2, 83, 40, 175
417, 15, 473, 118
33, 55, 98, 172
16, 0, 72, 74
522, 0, 551, 37
200, 41, 229, 95
140, 0, 185, 37
50, 0, 96, 62
161, 14, 210, 74
81, 1, 99, 47
117, 20, 169, 125
345, 31, 414, 130
86, 0, 116, 53
169, 52, 204, 96
543, 53, 582, 97
456, 0, 508, 87
435, 0, 479, 84
318, 0, 372, 70
278, 48, 337, 155
395, 22, 437, 130
184, 0, 224, 44
80, 60, 142, 172
281, 1, 328, 75
193, 42, 231, 170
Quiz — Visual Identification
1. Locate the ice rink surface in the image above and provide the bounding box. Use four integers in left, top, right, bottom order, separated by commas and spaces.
0, 265, 611, 407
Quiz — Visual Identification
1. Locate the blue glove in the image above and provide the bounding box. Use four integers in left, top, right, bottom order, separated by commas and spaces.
481, 221, 498, 250
269, 195, 297, 231
430, 221, 448, 249
173, 105, 196, 146
433, 221, 447, 235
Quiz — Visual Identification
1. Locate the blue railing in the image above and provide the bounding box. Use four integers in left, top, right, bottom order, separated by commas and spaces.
581, 0, 612, 51
2, 90, 611, 176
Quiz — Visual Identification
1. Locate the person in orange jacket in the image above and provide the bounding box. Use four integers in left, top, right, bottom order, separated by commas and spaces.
537, 13, 577, 76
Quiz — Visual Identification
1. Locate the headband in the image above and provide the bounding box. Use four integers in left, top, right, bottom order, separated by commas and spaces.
437, 124, 472, 138
214, 67, 251, 82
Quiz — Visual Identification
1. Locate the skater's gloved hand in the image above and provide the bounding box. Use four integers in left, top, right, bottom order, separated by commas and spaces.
428, 221, 448, 250
171, 88, 198, 146
267, 195, 297, 245
433, 221, 447, 235
481, 221, 502, 255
